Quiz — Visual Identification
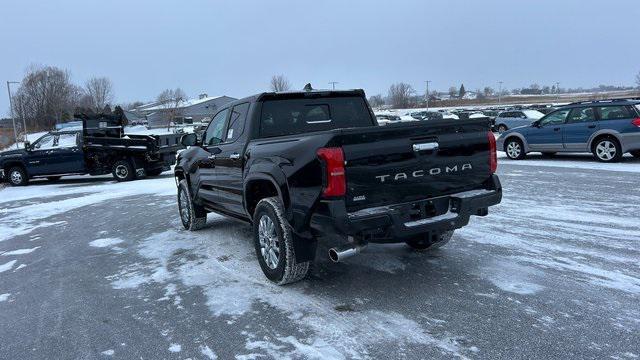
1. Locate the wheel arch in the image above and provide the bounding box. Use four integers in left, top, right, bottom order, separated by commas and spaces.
3, 161, 29, 176
588, 130, 623, 152
244, 174, 288, 220
503, 132, 531, 153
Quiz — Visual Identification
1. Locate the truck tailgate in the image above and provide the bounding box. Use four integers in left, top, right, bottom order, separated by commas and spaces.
335, 120, 493, 211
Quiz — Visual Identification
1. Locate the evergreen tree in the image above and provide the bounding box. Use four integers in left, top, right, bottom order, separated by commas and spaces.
459, 84, 466, 98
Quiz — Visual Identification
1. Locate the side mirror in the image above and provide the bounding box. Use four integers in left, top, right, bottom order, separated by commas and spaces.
24, 141, 31, 150
180, 133, 198, 147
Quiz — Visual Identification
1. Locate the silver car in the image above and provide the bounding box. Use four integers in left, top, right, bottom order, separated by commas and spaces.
495, 110, 544, 133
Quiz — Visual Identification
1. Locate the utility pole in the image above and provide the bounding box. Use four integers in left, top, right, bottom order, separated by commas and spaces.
424, 80, 431, 110
498, 81, 504, 106
7, 81, 20, 149
328, 81, 338, 90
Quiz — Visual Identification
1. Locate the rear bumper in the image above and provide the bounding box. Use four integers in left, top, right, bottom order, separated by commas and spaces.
310, 175, 502, 243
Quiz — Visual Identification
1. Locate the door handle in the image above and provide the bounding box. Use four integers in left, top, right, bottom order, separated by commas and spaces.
229, 153, 240, 159
588, 125, 596, 129
553, 127, 560, 131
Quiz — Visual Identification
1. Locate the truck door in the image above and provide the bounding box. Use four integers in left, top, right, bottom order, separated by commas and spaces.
212, 102, 250, 216
52, 132, 85, 173
197, 108, 229, 205
27, 133, 58, 175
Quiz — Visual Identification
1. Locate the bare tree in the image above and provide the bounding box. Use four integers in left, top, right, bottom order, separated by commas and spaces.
270, 75, 291, 92
84, 77, 114, 112
448, 86, 458, 98
388, 83, 415, 109
483, 87, 494, 97
368, 94, 385, 108
156, 88, 187, 127
12, 65, 82, 131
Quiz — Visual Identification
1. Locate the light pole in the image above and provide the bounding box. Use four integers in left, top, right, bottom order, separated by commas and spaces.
424, 80, 431, 110
6, 81, 20, 149
329, 81, 338, 90
498, 81, 503, 106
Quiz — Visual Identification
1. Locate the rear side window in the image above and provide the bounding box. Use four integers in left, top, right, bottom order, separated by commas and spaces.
567, 107, 596, 123
225, 103, 249, 142
597, 106, 634, 120
259, 96, 373, 138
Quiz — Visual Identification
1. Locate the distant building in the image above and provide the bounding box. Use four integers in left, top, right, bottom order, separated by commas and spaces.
133, 94, 236, 128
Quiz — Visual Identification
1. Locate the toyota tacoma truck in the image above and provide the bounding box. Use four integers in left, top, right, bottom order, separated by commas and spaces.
0, 109, 182, 186
174, 88, 502, 284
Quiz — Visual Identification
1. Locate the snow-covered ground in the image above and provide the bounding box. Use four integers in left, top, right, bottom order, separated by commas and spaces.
0, 158, 638, 359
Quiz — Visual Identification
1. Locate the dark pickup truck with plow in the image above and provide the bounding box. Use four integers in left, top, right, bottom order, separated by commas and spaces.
174, 88, 502, 284
0, 110, 182, 186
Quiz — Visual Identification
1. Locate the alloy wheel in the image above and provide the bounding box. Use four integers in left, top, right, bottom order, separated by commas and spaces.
115, 165, 128, 179
10, 170, 23, 185
596, 140, 616, 161
179, 188, 190, 224
507, 141, 521, 159
258, 214, 280, 269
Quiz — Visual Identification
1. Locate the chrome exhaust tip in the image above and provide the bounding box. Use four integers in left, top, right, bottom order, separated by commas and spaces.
328, 244, 367, 263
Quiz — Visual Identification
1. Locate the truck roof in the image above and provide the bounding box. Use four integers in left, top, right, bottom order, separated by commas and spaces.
230, 89, 366, 106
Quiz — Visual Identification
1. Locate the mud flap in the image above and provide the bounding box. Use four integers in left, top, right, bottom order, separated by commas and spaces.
292, 233, 317, 263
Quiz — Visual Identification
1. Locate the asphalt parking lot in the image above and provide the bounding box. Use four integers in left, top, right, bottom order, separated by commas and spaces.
0, 154, 639, 359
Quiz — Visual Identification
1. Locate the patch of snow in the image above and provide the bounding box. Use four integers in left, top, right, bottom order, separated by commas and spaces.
0, 293, 10, 302
168, 343, 181, 353
100, 349, 114, 356
89, 238, 124, 248
1, 247, 40, 256
0, 260, 17, 273
108, 228, 472, 359
477, 258, 544, 295
200, 345, 217, 359
14, 264, 27, 271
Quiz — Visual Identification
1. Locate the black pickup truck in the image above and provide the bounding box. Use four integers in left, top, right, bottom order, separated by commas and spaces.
0, 111, 182, 186
175, 89, 502, 284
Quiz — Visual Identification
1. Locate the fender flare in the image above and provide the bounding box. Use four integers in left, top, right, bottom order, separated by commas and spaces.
588, 130, 624, 152
243, 168, 290, 218
2, 160, 29, 177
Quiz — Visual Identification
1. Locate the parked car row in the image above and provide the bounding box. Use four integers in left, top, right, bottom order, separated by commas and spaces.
497, 99, 640, 162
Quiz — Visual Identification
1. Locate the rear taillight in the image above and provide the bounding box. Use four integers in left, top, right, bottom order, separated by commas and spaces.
317, 147, 346, 197
632, 118, 640, 127
488, 131, 497, 173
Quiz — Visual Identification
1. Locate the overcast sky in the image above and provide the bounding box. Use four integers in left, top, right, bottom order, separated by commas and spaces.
1, 0, 639, 114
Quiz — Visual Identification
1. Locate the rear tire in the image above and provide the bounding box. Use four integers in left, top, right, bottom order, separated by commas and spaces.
112, 160, 135, 182
505, 138, 526, 160
405, 230, 454, 251
630, 150, 640, 159
253, 197, 309, 285
177, 179, 207, 231
47, 176, 62, 182
7, 166, 28, 186
592, 137, 622, 163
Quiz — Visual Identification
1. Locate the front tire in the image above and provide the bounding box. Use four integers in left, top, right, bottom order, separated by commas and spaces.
593, 137, 622, 163
7, 166, 28, 186
253, 197, 309, 285
177, 179, 207, 231
112, 160, 135, 182
505, 138, 526, 160
406, 230, 454, 251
